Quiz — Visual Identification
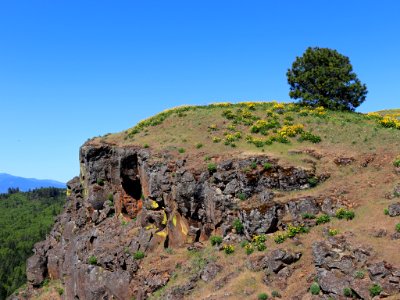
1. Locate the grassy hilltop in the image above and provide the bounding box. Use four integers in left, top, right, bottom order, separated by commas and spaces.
95, 101, 400, 167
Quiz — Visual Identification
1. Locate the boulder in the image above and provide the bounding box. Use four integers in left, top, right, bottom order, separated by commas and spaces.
388, 202, 400, 217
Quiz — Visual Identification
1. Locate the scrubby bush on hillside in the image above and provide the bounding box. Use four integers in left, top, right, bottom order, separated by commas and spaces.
210, 235, 223, 246
394, 156, 400, 167
233, 218, 244, 234
309, 282, 321, 295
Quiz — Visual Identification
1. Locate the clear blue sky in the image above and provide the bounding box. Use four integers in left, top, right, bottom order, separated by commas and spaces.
1, 0, 399, 182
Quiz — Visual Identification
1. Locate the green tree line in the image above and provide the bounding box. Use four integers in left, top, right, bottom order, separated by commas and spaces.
0, 188, 66, 299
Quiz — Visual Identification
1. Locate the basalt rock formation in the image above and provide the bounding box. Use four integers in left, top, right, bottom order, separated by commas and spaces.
22, 142, 335, 299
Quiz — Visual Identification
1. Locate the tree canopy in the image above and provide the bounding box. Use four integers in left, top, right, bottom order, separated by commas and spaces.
287, 47, 367, 111
0, 188, 65, 299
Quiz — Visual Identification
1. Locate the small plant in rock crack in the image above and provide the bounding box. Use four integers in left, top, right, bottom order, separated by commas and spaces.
233, 218, 244, 234
237, 192, 247, 201
343, 287, 353, 297
307, 177, 318, 187
354, 270, 365, 279
133, 251, 145, 260
309, 282, 320, 295
210, 235, 223, 246
369, 284, 382, 297
88, 255, 97, 265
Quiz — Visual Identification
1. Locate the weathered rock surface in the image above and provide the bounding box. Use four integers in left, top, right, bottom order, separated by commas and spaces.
388, 202, 400, 217
246, 248, 302, 289
312, 236, 400, 298
23, 143, 328, 299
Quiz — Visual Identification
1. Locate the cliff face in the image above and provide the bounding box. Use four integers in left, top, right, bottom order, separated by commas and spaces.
24, 142, 327, 299
23, 142, 400, 300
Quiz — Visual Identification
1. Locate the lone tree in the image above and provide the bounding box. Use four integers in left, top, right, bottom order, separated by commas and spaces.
287, 47, 367, 111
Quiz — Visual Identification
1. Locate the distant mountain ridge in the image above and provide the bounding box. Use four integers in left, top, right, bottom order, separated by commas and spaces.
0, 173, 65, 193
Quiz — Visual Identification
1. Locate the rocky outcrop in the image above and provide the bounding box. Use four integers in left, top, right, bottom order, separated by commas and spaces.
312, 236, 400, 299
246, 249, 302, 289
25, 143, 326, 299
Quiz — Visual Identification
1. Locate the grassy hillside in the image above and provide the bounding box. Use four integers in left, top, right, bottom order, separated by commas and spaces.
95, 102, 400, 167
0, 188, 66, 300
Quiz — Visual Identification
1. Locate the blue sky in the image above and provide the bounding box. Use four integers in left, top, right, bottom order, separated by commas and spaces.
1, 0, 399, 182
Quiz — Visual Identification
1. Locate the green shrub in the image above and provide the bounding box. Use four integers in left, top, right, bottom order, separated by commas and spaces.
369, 284, 382, 297
335, 208, 355, 220
310, 282, 320, 295
196, 143, 203, 149
394, 156, 400, 167
328, 228, 339, 236
308, 177, 318, 187
178, 148, 185, 154
210, 235, 223, 246
250, 162, 257, 169
237, 193, 246, 201
256, 243, 267, 251
133, 251, 145, 260
263, 162, 272, 170
223, 244, 235, 254
302, 213, 316, 219
384, 208, 389, 215
233, 218, 244, 234
88, 255, 97, 265
57, 287, 64, 295
108, 193, 114, 202
354, 270, 365, 279
244, 243, 254, 255
240, 240, 249, 248
299, 131, 322, 143
258, 293, 269, 300
144, 143, 149, 148
96, 178, 105, 186
274, 233, 287, 244
396, 223, 400, 233
343, 287, 353, 297
316, 214, 331, 225
41, 278, 50, 287
207, 163, 217, 172
271, 290, 281, 298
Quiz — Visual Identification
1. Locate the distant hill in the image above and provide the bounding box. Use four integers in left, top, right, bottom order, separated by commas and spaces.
0, 173, 65, 193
